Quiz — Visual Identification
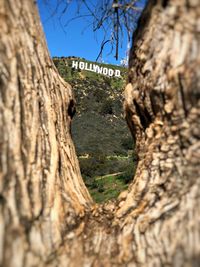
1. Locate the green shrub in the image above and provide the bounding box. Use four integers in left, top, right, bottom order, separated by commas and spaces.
89, 179, 98, 189
79, 157, 97, 178
100, 99, 113, 115
117, 163, 136, 184
93, 88, 108, 102
121, 136, 133, 150
79, 154, 107, 179
97, 183, 105, 193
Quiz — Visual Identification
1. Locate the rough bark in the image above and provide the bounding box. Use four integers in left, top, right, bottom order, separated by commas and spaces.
121, 1, 200, 265
0, 1, 92, 266
0, 0, 199, 267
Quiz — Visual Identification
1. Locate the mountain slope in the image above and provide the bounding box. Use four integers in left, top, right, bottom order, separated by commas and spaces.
53, 57, 136, 202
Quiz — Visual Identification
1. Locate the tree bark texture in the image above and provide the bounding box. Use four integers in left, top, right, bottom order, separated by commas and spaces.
0, 0, 199, 267
0, 0, 92, 266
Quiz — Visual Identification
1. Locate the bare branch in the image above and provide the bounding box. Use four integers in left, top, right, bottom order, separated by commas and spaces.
42, 0, 145, 61
96, 39, 111, 62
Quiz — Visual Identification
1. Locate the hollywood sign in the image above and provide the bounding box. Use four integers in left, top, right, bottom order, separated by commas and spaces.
71, 61, 121, 77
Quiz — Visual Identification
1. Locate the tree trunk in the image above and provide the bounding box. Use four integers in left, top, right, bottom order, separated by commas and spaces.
0, 0, 199, 266
0, 0, 92, 265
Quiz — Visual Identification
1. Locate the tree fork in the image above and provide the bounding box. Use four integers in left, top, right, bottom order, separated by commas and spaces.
0, 0, 200, 266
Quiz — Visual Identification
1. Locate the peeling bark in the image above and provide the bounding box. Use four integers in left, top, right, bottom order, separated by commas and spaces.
0, 0, 199, 266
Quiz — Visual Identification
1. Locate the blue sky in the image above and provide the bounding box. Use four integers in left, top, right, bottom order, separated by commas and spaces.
37, 0, 147, 65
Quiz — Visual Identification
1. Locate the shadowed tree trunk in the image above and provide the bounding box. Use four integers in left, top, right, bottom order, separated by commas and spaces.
0, 0, 199, 266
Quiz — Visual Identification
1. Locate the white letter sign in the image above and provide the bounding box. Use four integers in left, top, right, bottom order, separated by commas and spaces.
70, 61, 121, 77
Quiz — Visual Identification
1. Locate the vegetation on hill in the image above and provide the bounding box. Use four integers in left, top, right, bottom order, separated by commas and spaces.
53, 57, 136, 202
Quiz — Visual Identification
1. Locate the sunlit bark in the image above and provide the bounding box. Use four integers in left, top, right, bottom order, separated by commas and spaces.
0, 0, 199, 266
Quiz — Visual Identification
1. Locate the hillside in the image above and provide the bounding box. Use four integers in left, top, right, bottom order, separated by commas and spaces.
53, 57, 136, 202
